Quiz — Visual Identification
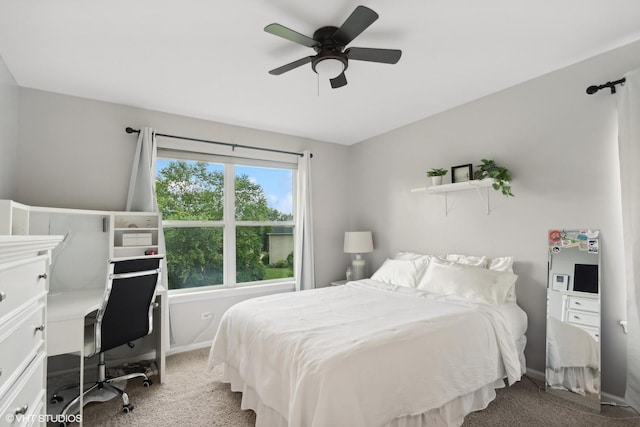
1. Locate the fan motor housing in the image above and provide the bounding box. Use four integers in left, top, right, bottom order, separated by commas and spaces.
311, 26, 348, 74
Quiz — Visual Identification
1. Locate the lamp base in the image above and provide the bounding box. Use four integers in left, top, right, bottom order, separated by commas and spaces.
352, 258, 366, 281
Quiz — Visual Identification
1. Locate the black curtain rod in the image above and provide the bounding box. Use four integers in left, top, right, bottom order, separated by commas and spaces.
586, 77, 626, 95
125, 127, 312, 158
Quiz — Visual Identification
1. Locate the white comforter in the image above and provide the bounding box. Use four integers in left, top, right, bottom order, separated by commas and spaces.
208, 280, 522, 427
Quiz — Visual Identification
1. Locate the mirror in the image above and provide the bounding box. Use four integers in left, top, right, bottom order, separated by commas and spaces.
546, 229, 601, 411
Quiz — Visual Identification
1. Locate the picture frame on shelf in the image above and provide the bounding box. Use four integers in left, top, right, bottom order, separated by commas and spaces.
451, 164, 473, 183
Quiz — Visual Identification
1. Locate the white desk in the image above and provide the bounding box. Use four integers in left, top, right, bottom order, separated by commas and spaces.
46, 285, 168, 422
47, 289, 103, 424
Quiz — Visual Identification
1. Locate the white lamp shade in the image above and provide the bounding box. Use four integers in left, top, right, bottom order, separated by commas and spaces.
315, 58, 345, 79
344, 231, 373, 254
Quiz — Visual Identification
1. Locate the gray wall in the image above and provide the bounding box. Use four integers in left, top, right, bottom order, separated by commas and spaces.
0, 55, 19, 199
14, 89, 351, 351
15, 88, 350, 291
348, 39, 640, 398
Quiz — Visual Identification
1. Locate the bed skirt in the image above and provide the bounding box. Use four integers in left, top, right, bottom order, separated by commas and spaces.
220, 335, 528, 427
546, 366, 600, 395
223, 364, 505, 427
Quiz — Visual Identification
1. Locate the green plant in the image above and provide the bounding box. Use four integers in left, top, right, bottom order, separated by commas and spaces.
473, 159, 514, 197
426, 168, 448, 177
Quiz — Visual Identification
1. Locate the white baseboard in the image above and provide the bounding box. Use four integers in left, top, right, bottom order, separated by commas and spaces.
525, 367, 545, 383
166, 341, 212, 356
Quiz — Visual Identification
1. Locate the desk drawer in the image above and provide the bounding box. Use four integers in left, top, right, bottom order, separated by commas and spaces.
0, 302, 46, 397
567, 296, 599, 313
0, 353, 46, 427
566, 309, 599, 328
0, 257, 48, 325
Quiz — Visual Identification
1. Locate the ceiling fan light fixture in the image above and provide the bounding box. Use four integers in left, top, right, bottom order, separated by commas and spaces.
314, 58, 345, 79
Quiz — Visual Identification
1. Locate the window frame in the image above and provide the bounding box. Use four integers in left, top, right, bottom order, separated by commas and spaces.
156, 148, 297, 293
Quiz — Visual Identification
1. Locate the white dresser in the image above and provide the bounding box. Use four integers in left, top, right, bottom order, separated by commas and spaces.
565, 293, 600, 341
0, 236, 62, 427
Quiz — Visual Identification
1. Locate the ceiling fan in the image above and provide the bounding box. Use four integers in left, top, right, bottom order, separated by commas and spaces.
264, 5, 402, 89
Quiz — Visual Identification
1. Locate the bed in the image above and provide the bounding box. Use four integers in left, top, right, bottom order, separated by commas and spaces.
546, 315, 600, 395
208, 253, 528, 427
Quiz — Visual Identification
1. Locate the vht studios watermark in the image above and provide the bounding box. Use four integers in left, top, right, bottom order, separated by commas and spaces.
5, 413, 82, 424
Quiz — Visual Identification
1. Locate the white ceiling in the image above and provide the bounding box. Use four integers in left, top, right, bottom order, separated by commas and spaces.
1, 1, 640, 145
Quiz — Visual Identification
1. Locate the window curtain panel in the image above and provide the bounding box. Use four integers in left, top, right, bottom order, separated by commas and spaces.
126, 127, 169, 292
294, 150, 315, 291
126, 127, 157, 212
617, 68, 640, 413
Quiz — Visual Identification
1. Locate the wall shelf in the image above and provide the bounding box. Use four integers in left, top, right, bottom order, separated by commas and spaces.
410, 179, 497, 215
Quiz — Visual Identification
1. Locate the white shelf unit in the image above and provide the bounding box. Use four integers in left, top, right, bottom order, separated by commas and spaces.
0, 200, 30, 235
410, 179, 497, 215
110, 212, 161, 258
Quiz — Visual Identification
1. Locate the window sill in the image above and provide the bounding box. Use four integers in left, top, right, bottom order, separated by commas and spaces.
168, 280, 295, 304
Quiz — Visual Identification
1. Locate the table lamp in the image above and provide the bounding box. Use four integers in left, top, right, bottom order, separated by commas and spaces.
344, 231, 374, 280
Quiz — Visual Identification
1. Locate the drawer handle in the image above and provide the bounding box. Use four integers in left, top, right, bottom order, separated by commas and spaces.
38, 273, 48, 280
35, 324, 45, 332
0, 291, 6, 302
573, 315, 580, 319
14, 404, 28, 415
575, 301, 581, 305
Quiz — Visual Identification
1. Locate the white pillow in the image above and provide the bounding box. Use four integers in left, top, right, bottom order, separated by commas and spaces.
416, 259, 518, 306
487, 256, 514, 273
371, 258, 428, 288
487, 256, 516, 302
393, 251, 432, 262
446, 254, 488, 267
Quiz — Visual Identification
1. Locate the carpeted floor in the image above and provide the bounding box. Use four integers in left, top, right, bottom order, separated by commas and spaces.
54, 348, 640, 426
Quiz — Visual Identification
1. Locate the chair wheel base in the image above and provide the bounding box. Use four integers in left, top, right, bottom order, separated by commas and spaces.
123, 403, 134, 413
143, 379, 152, 387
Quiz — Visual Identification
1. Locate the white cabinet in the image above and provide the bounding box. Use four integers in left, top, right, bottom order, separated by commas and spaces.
0, 236, 62, 427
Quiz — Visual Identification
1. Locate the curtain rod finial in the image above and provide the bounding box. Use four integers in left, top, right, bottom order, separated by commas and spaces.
586, 85, 599, 95
125, 127, 139, 134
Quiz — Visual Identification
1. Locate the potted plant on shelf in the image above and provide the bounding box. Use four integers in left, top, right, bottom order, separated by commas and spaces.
473, 159, 514, 196
426, 168, 448, 186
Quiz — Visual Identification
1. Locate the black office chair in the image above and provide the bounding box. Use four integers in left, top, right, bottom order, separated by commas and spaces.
51, 255, 163, 418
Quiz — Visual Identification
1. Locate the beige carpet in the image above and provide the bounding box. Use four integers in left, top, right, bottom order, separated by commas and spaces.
68, 348, 639, 426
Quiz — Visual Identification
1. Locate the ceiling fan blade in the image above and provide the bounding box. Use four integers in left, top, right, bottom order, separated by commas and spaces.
264, 23, 318, 48
332, 5, 379, 46
330, 72, 348, 89
346, 47, 402, 64
268, 56, 313, 75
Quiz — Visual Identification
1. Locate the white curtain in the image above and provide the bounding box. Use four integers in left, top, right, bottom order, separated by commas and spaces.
126, 127, 158, 212
617, 68, 640, 412
125, 127, 168, 291
294, 150, 315, 291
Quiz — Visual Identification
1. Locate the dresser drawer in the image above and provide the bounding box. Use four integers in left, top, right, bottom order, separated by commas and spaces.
0, 257, 48, 325
566, 309, 599, 328
0, 353, 46, 427
567, 296, 599, 313
0, 302, 46, 397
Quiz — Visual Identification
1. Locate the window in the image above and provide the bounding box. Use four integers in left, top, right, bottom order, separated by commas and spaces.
156, 154, 295, 291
